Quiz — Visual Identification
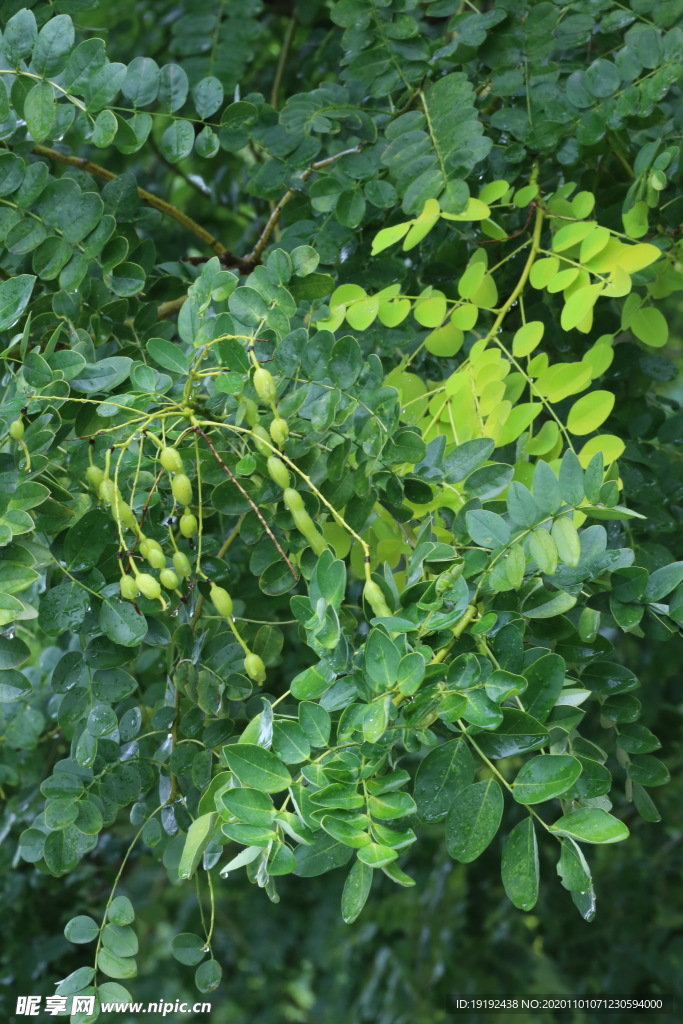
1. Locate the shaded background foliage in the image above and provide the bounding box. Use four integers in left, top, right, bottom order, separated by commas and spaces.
1, 0, 683, 1021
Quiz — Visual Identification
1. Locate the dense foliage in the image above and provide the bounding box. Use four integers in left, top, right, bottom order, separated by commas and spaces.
1, 0, 682, 1018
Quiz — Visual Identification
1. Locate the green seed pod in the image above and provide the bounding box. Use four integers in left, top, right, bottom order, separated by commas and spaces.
267, 456, 290, 490
159, 447, 184, 474
252, 424, 271, 456
137, 573, 161, 600
179, 512, 198, 538
244, 651, 266, 683
283, 487, 305, 515
160, 568, 180, 590
98, 479, 118, 505
363, 580, 392, 619
171, 473, 193, 506
86, 465, 105, 491
9, 418, 24, 440
253, 367, 277, 403
173, 551, 192, 577
269, 417, 289, 446
114, 500, 138, 532
146, 547, 166, 570
210, 584, 233, 618
120, 575, 139, 600
243, 398, 260, 427
292, 508, 328, 555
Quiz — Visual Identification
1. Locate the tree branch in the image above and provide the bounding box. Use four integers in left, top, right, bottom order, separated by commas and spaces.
33, 144, 226, 255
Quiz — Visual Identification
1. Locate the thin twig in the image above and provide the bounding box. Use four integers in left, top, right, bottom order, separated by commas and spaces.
194, 426, 298, 582
271, 17, 297, 110
33, 144, 226, 254
247, 145, 364, 263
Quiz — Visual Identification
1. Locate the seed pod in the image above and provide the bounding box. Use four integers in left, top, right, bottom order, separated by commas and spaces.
292, 508, 328, 555
160, 447, 184, 474
171, 473, 193, 506
363, 580, 392, 619
114, 500, 139, 532
253, 367, 277, 403
267, 456, 290, 490
98, 479, 118, 505
244, 651, 266, 683
9, 418, 24, 440
269, 417, 289, 446
173, 551, 192, 577
137, 573, 161, 600
160, 568, 180, 590
243, 398, 260, 427
252, 425, 271, 456
210, 584, 233, 618
283, 487, 305, 514
120, 575, 139, 600
146, 547, 166, 570
86, 465, 105, 491
179, 512, 198, 538
140, 537, 162, 557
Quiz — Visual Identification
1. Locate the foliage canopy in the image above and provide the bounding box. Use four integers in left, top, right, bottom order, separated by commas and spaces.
1, 0, 683, 1013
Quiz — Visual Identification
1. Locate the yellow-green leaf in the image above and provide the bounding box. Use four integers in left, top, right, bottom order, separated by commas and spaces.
371, 222, 410, 255
512, 321, 544, 358
560, 284, 603, 331
629, 306, 668, 348
530, 256, 559, 289
551, 517, 581, 567
414, 292, 447, 328
566, 390, 615, 435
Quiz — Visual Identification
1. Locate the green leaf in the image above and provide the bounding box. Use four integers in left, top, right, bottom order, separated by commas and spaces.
0, 669, 33, 702
33, 15, 75, 76
567, 390, 615, 435
0, 275, 35, 331
522, 587, 577, 619
414, 738, 474, 822
218, 788, 274, 827
371, 222, 410, 255
160, 119, 194, 161
644, 562, 683, 602
108, 895, 135, 926
501, 817, 539, 911
512, 321, 544, 358
97, 947, 137, 979
629, 306, 668, 348
3, 9, 37, 65
294, 832, 353, 877
172, 933, 207, 967
64, 916, 99, 944
513, 755, 582, 804
298, 702, 332, 747
549, 808, 629, 844
443, 439, 495, 482
364, 629, 400, 692
222, 743, 292, 793
475, 709, 549, 758
195, 959, 222, 994
522, 653, 565, 721
102, 923, 138, 958
551, 517, 581, 567
123, 55, 160, 107
178, 813, 217, 879
38, 582, 89, 636
99, 598, 148, 647
24, 81, 55, 142
465, 510, 510, 548
445, 779, 504, 862
341, 858, 373, 923
147, 339, 189, 376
